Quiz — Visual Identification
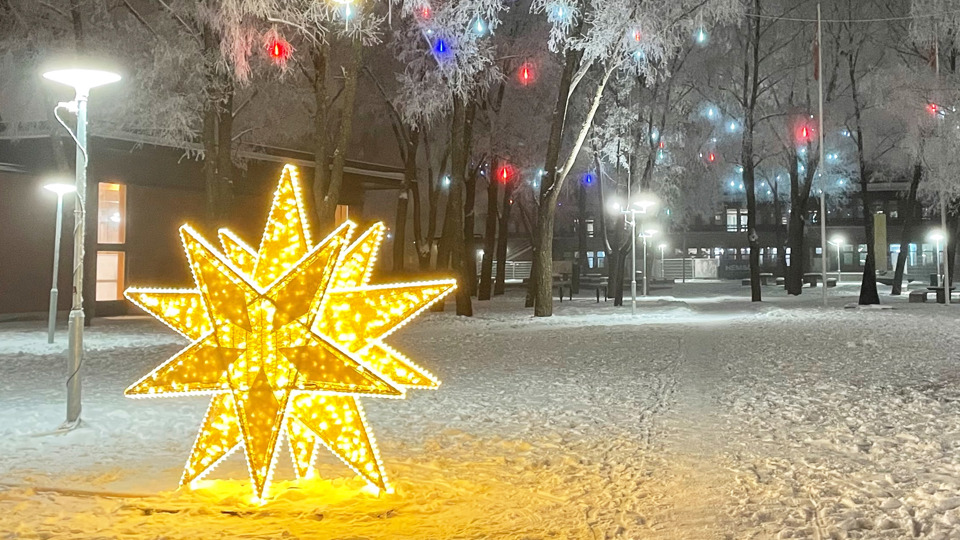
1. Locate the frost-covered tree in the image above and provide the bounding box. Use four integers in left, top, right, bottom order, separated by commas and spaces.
528, 0, 740, 316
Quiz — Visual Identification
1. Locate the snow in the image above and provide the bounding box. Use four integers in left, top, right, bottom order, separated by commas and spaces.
3, 282, 960, 538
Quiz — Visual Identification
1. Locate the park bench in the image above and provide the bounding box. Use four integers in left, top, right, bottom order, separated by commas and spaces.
927, 286, 956, 304
826, 278, 837, 288
803, 273, 821, 287
555, 274, 573, 302
580, 274, 609, 303
760, 273, 775, 285
775, 276, 785, 286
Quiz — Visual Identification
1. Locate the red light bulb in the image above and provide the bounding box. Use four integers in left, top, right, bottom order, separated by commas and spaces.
518, 62, 535, 86
266, 36, 291, 64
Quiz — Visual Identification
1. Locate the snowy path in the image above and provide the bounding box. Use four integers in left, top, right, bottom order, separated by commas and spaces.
3, 284, 960, 538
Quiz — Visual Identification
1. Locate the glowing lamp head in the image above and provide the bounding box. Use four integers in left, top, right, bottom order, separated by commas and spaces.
43, 182, 76, 196
829, 236, 844, 246
929, 230, 945, 242
43, 68, 120, 95
633, 194, 657, 212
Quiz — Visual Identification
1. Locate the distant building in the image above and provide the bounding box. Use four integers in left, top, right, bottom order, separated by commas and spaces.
0, 133, 402, 320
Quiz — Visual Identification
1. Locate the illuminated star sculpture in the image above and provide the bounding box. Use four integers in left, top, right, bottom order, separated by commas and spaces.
124, 164, 456, 501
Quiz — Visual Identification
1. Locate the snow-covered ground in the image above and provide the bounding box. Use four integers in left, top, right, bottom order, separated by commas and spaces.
3, 281, 960, 538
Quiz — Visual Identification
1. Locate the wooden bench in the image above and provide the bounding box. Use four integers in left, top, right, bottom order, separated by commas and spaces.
760, 273, 775, 285
775, 276, 785, 286
803, 273, 821, 287
826, 278, 837, 288
909, 290, 928, 303
555, 274, 572, 302
927, 286, 956, 304
741, 279, 751, 286
581, 275, 609, 303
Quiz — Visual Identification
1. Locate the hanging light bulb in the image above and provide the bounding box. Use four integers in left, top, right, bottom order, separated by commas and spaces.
695, 26, 708, 45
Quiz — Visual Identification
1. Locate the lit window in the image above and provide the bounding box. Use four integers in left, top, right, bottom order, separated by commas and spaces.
96, 251, 125, 301
98, 183, 126, 244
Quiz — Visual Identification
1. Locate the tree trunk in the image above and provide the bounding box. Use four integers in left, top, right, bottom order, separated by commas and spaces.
69, 0, 83, 49
216, 87, 234, 219
393, 129, 418, 273
493, 178, 514, 296
478, 160, 499, 300
849, 54, 879, 305
314, 39, 362, 230
575, 181, 587, 292
786, 213, 806, 295
462, 164, 479, 298
201, 18, 231, 230
531, 57, 578, 314
892, 158, 923, 295
742, 0, 762, 302
439, 97, 475, 316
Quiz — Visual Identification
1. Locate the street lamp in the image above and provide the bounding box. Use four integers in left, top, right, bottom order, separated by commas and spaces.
639, 228, 659, 296
828, 235, 844, 283
929, 230, 945, 289
43, 182, 76, 344
658, 243, 668, 280
610, 193, 657, 314
43, 64, 121, 429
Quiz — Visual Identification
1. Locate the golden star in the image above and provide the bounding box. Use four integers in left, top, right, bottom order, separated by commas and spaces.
125, 165, 456, 501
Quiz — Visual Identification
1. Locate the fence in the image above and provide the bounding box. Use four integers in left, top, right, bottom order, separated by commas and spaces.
476, 260, 533, 281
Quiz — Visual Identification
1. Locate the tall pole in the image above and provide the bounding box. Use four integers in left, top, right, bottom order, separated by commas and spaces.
642, 236, 648, 296
66, 92, 88, 427
630, 212, 637, 314
817, 4, 828, 306
935, 30, 951, 304
47, 193, 65, 344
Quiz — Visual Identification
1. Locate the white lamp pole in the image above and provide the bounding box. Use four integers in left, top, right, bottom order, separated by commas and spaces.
612, 194, 656, 314
43, 67, 121, 429
44, 182, 76, 344
640, 230, 658, 296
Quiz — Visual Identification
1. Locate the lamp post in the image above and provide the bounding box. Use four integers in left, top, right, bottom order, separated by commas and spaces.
828, 236, 844, 284
640, 229, 658, 296
930, 230, 945, 289
43, 66, 121, 429
611, 194, 657, 314
43, 182, 76, 344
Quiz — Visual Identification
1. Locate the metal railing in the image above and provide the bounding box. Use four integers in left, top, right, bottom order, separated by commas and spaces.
477, 260, 533, 281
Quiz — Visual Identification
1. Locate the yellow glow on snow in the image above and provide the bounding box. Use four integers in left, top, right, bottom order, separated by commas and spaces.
124, 164, 456, 501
